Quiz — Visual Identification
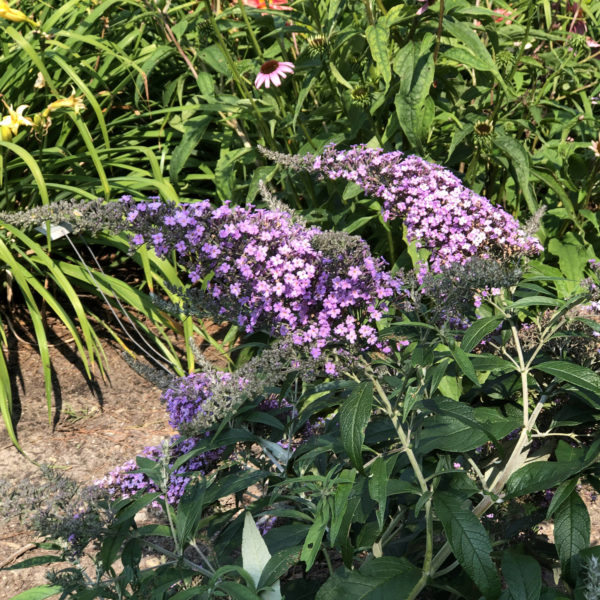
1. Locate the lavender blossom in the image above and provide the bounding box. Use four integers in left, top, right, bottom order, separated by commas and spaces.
120, 195, 401, 355
96, 435, 225, 507
261, 144, 542, 277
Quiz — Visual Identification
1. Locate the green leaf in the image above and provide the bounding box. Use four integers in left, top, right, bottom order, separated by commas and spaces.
4, 555, 63, 570
242, 512, 281, 599
218, 582, 262, 600
366, 22, 391, 86
316, 557, 421, 599
505, 462, 582, 498
368, 457, 388, 531
462, 317, 502, 353
339, 382, 373, 471
393, 36, 435, 152
450, 345, 479, 385
554, 490, 590, 579
443, 19, 501, 75
8, 586, 63, 600
509, 296, 560, 309
534, 361, 600, 396
548, 239, 591, 289
501, 550, 541, 600
434, 491, 501, 599
492, 135, 536, 214
257, 545, 302, 590
547, 478, 579, 519
418, 399, 490, 453
205, 470, 269, 504
176, 479, 206, 547
300, 513, 327, 571
169, 115, 211, 183
330, 469, 357, 544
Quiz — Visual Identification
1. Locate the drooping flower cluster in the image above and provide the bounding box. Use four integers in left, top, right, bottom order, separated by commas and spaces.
95, 435, 225, 507
120, 195, 400, 355
163, 370, 247, 431
261, 145, 542, 277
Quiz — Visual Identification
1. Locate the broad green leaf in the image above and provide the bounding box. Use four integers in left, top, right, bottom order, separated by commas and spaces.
554, 490, 590, 579
548, 238, 591, 291
257, 546, 302, 590
434, 491, 501, 599
443, 47, 497, 73
330, 469, 357, 544
300, 512, 327, 571
501, 550, 541, 600
368, 457, 388, 531
176, 480, 206, 547
339, 382, 373, 471
534, 361, 600, 396
469, 354, 515, 372
505, 462, 582, 498
547, 478, 579, 519
218, 582, 262, 600
418, 399, 489, 453
8, 586, 63, 600
170, 115, 212, 182
242, 512, 281, 599
462, 317, 502, 353
393, 35, 435, 152
493, 135, 536, 214
316, 557, 421, 599
205, 470, 269, 504
510, 296, 560, 309
366, 22, 391, 86
450, 345, 479, 385
444, 19, 500, 75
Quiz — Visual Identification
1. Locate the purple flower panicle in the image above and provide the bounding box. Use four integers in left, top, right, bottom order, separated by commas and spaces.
298, 145, 542, 276
121, 196, 400, 354
96, 435, 224, 507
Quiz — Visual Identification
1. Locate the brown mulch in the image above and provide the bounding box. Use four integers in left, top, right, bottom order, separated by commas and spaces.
0, 326, 172, 598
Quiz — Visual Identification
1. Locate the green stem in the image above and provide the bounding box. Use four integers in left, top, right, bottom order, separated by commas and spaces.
203, 0, 275, 147
372, 378, 427, 493
238, 0, 263, 61
433, 0, 445, 64
508, 319, 529, 427
362, 0, 375, 25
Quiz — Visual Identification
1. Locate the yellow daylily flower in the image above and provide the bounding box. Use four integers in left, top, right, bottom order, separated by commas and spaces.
44, 93, 86, 116
0, 104, 34, 138
0, 0, 39, 27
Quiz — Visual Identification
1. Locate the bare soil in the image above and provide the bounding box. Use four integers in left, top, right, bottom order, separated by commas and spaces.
0, 328, 172, 599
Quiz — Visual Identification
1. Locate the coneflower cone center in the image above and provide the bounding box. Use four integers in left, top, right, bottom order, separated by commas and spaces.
260, 60, 279, 74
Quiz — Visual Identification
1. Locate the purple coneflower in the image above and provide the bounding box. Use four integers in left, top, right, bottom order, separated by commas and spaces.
255, 60, 294, 89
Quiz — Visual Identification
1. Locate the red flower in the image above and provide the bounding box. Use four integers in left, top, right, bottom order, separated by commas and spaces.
242, 0, 292, 10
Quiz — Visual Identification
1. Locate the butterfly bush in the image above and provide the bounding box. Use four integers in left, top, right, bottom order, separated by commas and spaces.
163, 370, 247, 431
95, 435, 225, 507
261, 144, 542, 277
120, 195, 401, 355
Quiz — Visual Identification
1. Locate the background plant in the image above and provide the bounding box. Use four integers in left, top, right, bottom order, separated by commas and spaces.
1, 0, 600, 598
